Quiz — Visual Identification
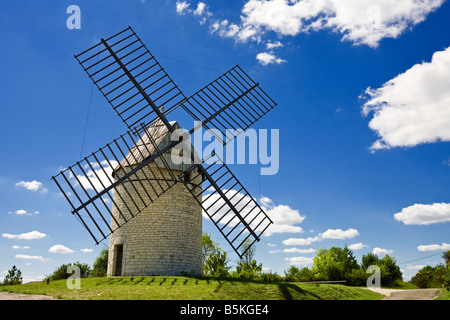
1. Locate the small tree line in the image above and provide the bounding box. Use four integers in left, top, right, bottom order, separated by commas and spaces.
409, 250, 450, 289
0, 248, 108, 285
2, 236, 449, 290
203, 233, 403, 286
202, 233, 450, 289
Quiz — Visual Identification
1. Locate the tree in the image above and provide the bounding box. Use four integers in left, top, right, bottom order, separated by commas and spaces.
311, 246, 359, 281
377, 255, 402, 286
410, 265, 435, 288
233, 239, 262, 279
284, 265, 301, 282
443, 267, 450, 291
202, 233, 231, 277
443, 250, 450, 290
3, 265, 22, 285
443, 250, 450, 266
361, 252, 379, 271
91, 248, 109, 277
410, 264, 447, 288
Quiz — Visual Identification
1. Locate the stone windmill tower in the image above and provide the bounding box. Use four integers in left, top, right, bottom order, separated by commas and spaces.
107, 119, 203, 276
52, 26, 277, 277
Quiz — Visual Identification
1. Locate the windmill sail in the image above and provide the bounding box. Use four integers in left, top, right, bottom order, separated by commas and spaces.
52, 122, 180, 244
181, 155, 273, 258
75, 26, 185, 134
182, 65, 277, 146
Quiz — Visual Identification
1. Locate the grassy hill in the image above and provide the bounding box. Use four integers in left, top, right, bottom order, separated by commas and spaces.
0, 276, 383, 300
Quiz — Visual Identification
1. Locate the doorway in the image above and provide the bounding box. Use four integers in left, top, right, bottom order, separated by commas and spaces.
114, 244, 123, 276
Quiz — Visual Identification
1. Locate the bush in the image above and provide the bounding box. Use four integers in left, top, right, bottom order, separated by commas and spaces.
284, 266, 314, 282
261, 272, 283, 283
411, 264, 448, 288
48, 262, 91, 280
91, 248, 109, 277
233, 259, 263, 279
347, 268, 367, 286
443, 267, 450, 291
232, 240, 263, 279
202, 233, 231, 277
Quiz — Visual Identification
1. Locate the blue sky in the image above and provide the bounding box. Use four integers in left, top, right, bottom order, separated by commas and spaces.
1, 0, 450, 282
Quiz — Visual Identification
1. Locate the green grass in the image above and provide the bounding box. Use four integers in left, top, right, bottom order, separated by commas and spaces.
0, 276, 384, 300
436, 288, 450, 300
387, 280, 419, 289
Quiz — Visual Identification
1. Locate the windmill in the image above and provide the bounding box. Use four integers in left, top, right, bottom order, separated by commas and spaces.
52, 26, 278, 276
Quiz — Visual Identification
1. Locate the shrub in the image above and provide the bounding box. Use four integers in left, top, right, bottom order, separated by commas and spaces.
347, 268, 367, 286
261, 272, 283, 283
411, 264, 448, 288
48, 262, 91, 280
284, 266, 314, 282
202, 233, 231, 277
443, 267, 450, 291
91, 248, 109, 277
232, 239, 262, 279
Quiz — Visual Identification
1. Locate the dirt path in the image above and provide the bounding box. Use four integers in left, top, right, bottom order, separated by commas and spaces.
368, 288, 441, 300
0, 292, 58, 300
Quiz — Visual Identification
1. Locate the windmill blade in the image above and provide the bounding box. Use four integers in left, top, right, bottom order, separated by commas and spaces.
52, 122, 180, 244
75, 26, 185, 134
182, 65, 277, 145
181, 154, 273, 258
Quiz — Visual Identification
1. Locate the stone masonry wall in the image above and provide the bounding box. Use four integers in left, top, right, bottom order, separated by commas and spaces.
107, 163, 202, 276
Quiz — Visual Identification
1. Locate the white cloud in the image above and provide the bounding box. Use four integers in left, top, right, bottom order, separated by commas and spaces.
348, 242, 368, 250
406, 264, 427, 270
206, 0, 444, 47
261, 197, 305, 236
266, 40, 283, 50
2, 231, 47, 240
394, 202, 450, 225
202, 191, 305, 237
285, 256, 314, 266
283, 227, 359, 246
176, 0, 190, 14
15, 180, 48, 193
256, 52, 287, 66
194, 2, 206, 15
176, 0, 212, 21
283, 236, 320, 246
269, 247, 315, 254
372, 247, 393, 255
320, 228, 359, 240
49, 244, 74, 254
69, 160, 118, 191
177, 0, 444, 65
15, 254, 47, 261
9, 209, 39, 216
362, 46, 450, 151
80, 248, 93, 253
417, 243, 450, 252
12, 245, 30, 249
